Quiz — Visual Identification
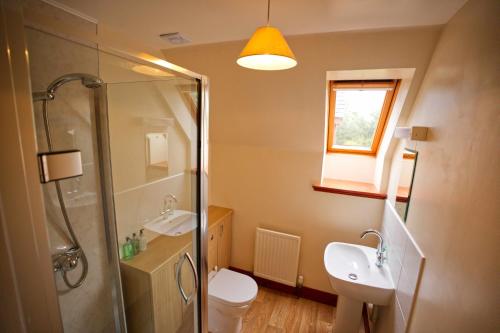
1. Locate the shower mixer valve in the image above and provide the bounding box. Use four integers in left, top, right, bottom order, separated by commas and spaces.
53, 247, 83, 273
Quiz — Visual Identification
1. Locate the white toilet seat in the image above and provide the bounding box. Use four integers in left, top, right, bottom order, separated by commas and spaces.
208, 268, 258, 307
208, 268, 258, 333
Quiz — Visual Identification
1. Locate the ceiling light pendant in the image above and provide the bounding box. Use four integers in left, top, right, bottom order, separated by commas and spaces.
237, 0, 297, 71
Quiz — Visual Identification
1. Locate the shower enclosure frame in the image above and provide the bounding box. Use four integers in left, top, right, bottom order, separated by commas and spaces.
17, 10, 210, 332
94, 46, 210, 333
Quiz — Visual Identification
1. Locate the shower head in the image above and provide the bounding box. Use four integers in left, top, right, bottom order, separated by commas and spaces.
47, 73, 103, 94
33, 73, 103, 101
81, 76, 103, 89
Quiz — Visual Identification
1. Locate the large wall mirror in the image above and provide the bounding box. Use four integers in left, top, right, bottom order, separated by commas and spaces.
395, 148, 418, 221
100, 51, 200, 243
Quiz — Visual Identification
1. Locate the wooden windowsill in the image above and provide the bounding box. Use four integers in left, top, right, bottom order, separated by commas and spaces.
396, 196, 409, 203
396, 186, 410, 203
312, 178, 387, 200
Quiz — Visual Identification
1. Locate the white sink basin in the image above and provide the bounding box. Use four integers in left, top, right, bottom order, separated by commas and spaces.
144, 210, 197, 236
324, 242, 394, 305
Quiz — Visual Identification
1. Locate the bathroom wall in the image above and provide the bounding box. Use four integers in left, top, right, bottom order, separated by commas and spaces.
376, 202, 425, 332
322, 153, 377, 183
26, 27, 116, 333
162, 26, 442, 292
380, 0, 500, 331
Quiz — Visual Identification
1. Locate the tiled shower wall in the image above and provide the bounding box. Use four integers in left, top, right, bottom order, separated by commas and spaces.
376, 201, 425, 333
26, 27, 116, 332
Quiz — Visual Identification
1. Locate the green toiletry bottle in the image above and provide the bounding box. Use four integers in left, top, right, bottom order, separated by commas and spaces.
132, 233, 140, 254
122, 237, 134, 260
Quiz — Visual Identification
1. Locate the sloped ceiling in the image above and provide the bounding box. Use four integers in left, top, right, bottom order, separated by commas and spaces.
56, 0, 467, 51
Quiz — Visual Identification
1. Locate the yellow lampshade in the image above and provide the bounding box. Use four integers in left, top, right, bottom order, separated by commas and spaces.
237, 26, 297, 71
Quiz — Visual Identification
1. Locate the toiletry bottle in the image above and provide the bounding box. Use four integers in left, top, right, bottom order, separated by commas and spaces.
119, 242, 124, 259
132, 233, 140, 254
122, 237, 134, 260
139, 228, 147, 252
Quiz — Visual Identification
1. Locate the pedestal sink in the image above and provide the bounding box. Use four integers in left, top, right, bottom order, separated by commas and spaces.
324, 242, 394, 333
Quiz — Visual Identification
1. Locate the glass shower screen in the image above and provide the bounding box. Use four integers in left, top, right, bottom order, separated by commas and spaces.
101, 51, 204, 333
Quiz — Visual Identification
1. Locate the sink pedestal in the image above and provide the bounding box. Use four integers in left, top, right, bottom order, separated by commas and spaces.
335, 295, 363, 333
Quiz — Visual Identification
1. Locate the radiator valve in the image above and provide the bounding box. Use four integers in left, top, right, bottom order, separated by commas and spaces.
297, 275, 304, 288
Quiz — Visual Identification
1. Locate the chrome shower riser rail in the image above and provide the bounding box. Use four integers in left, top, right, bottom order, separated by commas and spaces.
33, 73, 103, 289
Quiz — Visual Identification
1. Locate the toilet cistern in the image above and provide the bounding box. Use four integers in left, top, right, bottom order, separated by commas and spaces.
360, 229, 386, 267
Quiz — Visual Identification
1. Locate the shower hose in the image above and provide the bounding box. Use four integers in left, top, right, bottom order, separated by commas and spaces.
42, 99, 88, 289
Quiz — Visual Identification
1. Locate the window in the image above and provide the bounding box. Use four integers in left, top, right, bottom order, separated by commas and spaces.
327, 80, 399, 155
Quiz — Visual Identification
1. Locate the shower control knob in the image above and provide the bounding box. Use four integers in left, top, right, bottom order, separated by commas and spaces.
69, 258, 78, 269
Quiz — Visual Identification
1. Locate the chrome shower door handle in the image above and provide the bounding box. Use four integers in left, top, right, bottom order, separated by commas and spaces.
176, 252, 198, 304
185, 252, 199, 296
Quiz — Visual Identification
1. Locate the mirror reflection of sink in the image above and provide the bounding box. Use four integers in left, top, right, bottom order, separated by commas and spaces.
144, 210, 197, 236
324, 242, 394, 333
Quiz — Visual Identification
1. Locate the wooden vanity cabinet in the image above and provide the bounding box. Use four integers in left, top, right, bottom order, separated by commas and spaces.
120, 206, 232, 333
120, 235, 194, 333
217, 212, 232, 269
207, 223, 218, 272
207, 206, 233, 271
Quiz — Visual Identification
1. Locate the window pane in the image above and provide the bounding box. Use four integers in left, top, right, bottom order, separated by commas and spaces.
333, 89, 387, 150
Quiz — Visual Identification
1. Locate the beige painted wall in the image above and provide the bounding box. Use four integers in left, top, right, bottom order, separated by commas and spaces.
163, 26, 441, 292
383, 0, 500, 331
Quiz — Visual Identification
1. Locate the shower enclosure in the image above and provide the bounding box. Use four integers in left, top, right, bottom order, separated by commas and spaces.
26, 22, 208, 333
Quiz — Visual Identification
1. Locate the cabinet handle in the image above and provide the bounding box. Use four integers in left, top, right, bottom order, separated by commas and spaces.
175, 252, 198, 304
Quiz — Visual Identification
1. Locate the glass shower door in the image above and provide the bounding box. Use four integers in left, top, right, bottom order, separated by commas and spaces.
101, 52, 204, 333
26, 27, 125, 333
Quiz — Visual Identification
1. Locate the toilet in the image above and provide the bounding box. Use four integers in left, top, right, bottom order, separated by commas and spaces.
208, 268, 258, 333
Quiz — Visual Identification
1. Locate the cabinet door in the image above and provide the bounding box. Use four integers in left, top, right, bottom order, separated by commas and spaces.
120, 265, 154, 333
151, 259, 182, 333
217, 214, 232, 269
208, 224, 218, 271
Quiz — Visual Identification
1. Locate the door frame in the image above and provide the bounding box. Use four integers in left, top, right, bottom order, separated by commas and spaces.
0, 1, 63, 331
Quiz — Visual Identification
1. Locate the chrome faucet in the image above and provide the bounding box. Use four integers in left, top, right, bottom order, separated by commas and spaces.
360, 229, 386, 267
161, 193, 178, 217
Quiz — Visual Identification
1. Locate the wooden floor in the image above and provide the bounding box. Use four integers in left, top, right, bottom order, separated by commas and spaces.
240, 287, 338, 333
241, 287, 366, 333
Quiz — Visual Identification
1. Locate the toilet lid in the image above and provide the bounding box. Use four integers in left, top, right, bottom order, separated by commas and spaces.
208, 268, 258, 307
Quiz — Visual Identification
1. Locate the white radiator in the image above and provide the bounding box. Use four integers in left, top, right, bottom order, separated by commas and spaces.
253, 228, 301, 287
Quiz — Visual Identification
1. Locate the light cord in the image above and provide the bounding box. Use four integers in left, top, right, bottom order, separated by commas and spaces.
267, 0, 271, 25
